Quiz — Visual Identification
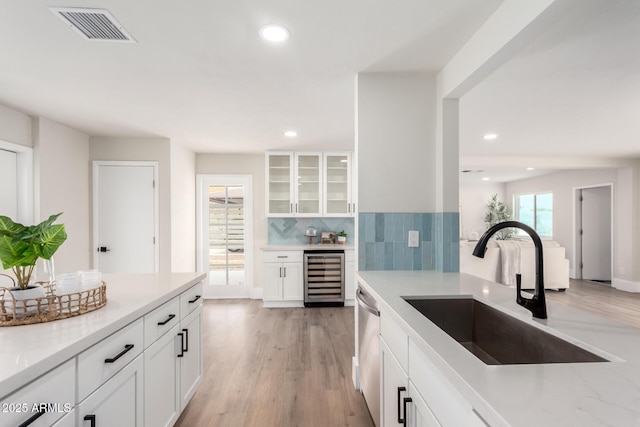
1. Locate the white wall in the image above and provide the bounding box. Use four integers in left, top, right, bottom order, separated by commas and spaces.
0, 104, 32, 148
90, 137, 172, 273
170, 141, 196, 272
196, 154, 266, 292
33, 118, 91, 273
459, 182, 506, 240
356, 72, 437, 213
505, 168, 636, 284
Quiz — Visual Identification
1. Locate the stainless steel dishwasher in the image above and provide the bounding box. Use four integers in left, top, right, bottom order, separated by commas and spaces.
357, 285, 380, 427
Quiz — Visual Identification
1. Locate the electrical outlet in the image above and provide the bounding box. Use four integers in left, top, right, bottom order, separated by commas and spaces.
408, 230, 419, 247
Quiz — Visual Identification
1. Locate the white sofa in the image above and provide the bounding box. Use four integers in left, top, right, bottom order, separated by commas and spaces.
460, 239, 570, 290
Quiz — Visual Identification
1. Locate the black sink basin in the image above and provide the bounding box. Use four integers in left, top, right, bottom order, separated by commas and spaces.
403, 296, 608, 365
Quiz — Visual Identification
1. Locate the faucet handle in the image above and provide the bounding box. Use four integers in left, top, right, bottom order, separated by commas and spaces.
516, 273, 527, 303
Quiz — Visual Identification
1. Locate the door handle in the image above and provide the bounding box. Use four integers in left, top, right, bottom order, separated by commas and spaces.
182, 328, 189, 353
402, 397, 412, 426
97, 246, 110, 252
157, 314, 176, 326
83, 414, 96, 427
397, 386, 406, 423
17, 406, 48, 427
104, 344, 134, 363
178, 332, 185, 357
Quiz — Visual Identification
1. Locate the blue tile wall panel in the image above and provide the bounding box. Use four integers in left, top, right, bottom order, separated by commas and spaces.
357, 212, 459, 272
268, 217, 355, 245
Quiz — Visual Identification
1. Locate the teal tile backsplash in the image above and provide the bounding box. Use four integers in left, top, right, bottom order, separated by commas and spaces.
268, 217, 355, 245
358, 212, 458, 272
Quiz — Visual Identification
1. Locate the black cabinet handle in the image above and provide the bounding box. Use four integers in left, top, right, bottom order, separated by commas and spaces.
157, 314, 176, 326
177, 332, 184, 358
84, 414, 96, 427
17, 407, 48, 427
182, 328, 189, 352
397, 386, 406, 423
188, 295, 201, 304
104, 344, 134, 363
403, 397, 412, 427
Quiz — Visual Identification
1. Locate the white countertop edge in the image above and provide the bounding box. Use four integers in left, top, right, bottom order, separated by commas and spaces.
0, 272, 206, 399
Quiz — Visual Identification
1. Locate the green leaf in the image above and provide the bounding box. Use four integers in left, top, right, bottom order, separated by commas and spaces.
0, 216, 25, 238
0, 236, 36, 269
35, 224, 67, 259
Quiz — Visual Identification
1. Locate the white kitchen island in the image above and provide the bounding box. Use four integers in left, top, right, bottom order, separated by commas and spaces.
356, 271, 640, 427
0, 272, 206, 426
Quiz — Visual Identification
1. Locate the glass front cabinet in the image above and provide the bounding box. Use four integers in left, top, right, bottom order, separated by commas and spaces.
266, 152, 322, 217
323, 152, 353, 217
266, 151, 353, 217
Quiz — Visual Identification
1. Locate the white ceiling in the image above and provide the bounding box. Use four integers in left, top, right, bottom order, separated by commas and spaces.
459, 0, 640, 183
2, 1, 638, 184
0, 0, 501, 153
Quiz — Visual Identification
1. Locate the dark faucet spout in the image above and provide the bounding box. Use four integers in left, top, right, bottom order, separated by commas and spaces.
472, 221, 547, 319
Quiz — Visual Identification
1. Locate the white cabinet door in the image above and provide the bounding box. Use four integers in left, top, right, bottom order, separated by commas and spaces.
144, 324, 180, 427
282, 262, 303, 300
51, 409, 75, 427
266, 152, 294, 216
323, 152, 353, 217
263, 263, 285, 300
78, 355, 144, 427
180, 307, 203, 411
381, 339, 409, 427
408, 381, 441, 427
294, 153, 322, 216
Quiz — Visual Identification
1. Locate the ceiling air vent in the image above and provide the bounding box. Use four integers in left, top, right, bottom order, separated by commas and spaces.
50, 7, 136, 43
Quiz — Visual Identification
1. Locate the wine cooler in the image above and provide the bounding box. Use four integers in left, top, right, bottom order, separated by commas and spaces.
303, 250, 345, 306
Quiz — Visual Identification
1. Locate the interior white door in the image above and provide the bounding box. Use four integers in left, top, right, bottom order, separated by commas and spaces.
581, 186, 612, 282
0, 149, 17, 218
94, 162, 157, 273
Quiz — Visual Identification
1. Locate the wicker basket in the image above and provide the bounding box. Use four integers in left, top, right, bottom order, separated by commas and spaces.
0, 281, 107, 326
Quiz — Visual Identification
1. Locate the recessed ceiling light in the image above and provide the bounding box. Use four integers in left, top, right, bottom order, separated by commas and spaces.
284, 130, 297, 137
482, 177, 490, 181
483, 134, 498, 140
260, 24, 289, 42
527, 167, 535, 171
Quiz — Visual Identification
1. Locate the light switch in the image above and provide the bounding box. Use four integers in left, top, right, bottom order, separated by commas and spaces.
408, 230, 419, 247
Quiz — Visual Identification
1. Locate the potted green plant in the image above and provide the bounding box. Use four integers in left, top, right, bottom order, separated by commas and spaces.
337, 230, 347, 244
0, 213, 67, 300
484, 194, 514, 240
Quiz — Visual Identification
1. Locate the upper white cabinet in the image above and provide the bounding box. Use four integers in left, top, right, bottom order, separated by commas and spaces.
324, 152, 354, 217
266, 152, 322, 217
266, 151, 354, 217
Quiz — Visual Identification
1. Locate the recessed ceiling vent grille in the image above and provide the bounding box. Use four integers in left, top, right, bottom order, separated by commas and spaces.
50, 7, 136, 43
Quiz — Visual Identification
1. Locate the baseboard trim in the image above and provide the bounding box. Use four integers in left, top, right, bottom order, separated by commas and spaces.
250, 287, 263, 300
612, 277, 640, 293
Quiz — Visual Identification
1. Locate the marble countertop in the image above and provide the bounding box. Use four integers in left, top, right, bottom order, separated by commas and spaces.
261, 244, 354, 251
0, 272, 206, 399
356, 271, 640, 427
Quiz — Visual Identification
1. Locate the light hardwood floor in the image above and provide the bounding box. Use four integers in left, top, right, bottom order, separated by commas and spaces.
174, 301, 375, 427
546, 279, 640, 329
176, 280, 640, 427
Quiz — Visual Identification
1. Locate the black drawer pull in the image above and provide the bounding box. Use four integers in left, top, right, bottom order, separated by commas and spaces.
397, 386, 406, 423
188, 295, 201, 304
104, 344, 134, 363
17, 407, 48, 427
177, 332, 185, 357
157, 314, 176, 326
182, 328, 189, 352
84, 414, 96, 426
403, 397, 412, 427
